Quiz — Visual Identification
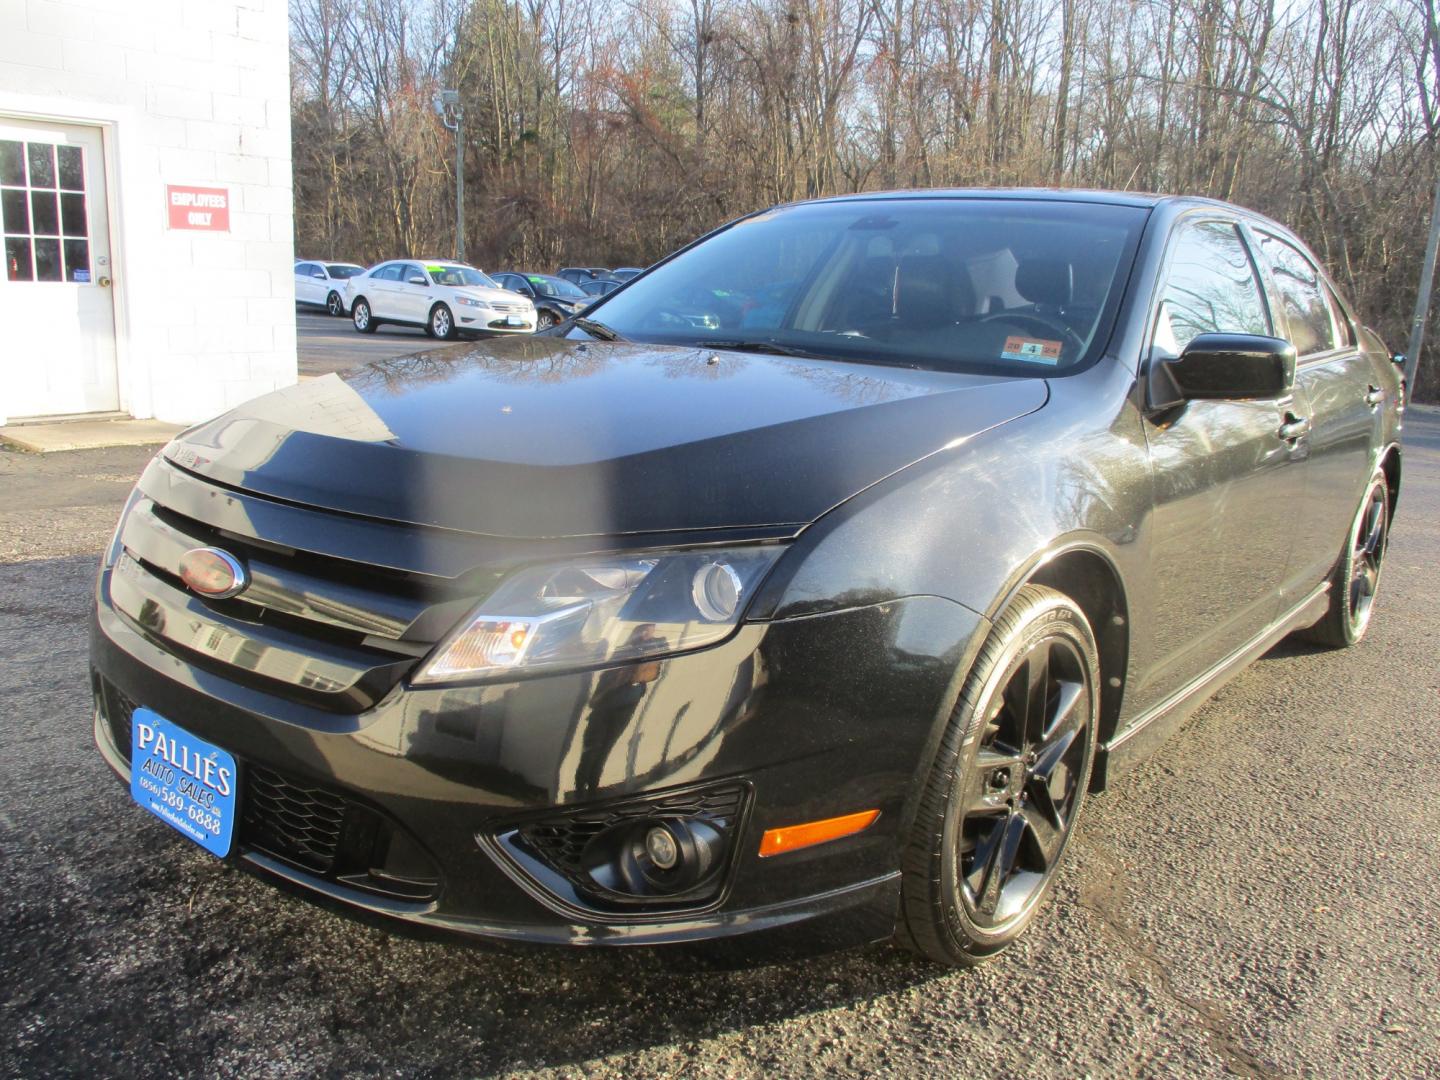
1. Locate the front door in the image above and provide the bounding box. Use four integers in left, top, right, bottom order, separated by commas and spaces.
1132, 217, 1309, 712
1, 117, 118, 419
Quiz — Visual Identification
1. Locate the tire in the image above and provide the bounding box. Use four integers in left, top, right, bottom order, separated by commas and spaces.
428, 303, 457, 340
1297, 471, 1390, 648
352, 298, 378, 334
536, 308, 558, 331
898, 584, 1099, 966
326, 291, 343, 317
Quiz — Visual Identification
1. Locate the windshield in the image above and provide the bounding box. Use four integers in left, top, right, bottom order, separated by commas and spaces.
580, 199, 1147, 375
529, 275, 587, 299
327, 264, 362, 279
429, 264, 498, 289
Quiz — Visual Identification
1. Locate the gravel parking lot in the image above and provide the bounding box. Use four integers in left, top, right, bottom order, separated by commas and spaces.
1, 407, 1437, 1079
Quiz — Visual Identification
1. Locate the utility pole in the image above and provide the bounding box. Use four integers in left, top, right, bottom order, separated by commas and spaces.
434, 89, 465, 263
1404, 167, 1440, 393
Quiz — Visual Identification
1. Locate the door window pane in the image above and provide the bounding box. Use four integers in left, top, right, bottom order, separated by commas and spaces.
1, 140, 93, 284
56, 144, 84, 191
64, 238, 90, 281
30, 190, 59, 235
1325, 284, 1354, 348
27, 143, 55, 188
33, 236, 61, 281
1255, 232, 1335, 356
1154, 221, 1270, 352
60, 192, 87, 236
0, 141, 22, 186
5, 235, 32, 281
2, 188, 28, 234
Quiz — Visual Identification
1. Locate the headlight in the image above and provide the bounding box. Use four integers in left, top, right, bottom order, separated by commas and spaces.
455, 296, 487, 308
413, 546, 783, 684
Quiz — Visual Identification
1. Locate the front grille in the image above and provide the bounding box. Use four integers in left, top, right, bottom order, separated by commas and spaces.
95, 675, 440, 901
512, 783, 748, 905
110, 484, 476, 712
242, 765, 347, 874
491, 302, 528, 314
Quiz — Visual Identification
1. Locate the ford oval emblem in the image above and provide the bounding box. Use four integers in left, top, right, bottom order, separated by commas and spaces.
178, 547, 249, 599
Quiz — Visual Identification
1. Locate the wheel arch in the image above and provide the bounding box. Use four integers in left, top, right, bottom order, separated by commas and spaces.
996, 540, 1131, 787
1379, 442, 1401, 518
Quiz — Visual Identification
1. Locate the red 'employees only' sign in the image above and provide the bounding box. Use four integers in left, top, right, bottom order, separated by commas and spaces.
166, 185, 230, 231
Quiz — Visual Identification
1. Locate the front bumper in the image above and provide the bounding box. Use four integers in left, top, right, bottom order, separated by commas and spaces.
91, 575, 984, 954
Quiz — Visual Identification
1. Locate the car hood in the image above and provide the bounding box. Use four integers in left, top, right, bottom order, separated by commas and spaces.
163, 338, 1048, 539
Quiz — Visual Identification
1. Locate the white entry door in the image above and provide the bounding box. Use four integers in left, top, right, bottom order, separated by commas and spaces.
1, 117, 119, 419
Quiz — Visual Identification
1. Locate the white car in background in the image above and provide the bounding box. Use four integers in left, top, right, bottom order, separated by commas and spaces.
294, 260, 365, 316
344, 260, 536, 339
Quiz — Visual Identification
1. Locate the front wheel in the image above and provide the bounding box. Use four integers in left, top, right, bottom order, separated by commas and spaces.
536, 309, 558, 331
1298, 471, 1390, 648
898, 584, 1099, 966
352, 299, 378, 334
326, 291, 343, 317
428, 303, 457, 340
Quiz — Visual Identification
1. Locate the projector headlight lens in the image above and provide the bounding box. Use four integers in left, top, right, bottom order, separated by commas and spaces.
414, 546, 783, 684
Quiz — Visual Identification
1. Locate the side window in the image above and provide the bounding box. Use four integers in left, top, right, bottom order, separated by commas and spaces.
1254, 232, 1335, 356
1154, 220, 1270, 354
1324, 282, 1355, 348
401, 263, 424, 283
295, 262, 315, 277
376, 264, 402, 282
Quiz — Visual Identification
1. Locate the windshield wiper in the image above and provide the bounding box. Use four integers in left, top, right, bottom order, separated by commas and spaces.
703, 339, 829, 359
572, 317, 625, 342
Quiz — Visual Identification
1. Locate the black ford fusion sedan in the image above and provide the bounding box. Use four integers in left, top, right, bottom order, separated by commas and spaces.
93, 190, 1403, 966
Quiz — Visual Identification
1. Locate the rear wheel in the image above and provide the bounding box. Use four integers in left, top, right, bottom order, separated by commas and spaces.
1298, 471, 1389, 648
352, 298, 377, 333
326, 291, 343, 316
898, 584, 1099, 966
428, 303, 457, 340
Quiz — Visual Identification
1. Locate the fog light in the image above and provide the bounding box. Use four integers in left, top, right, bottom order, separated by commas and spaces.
645, 825, 679, 869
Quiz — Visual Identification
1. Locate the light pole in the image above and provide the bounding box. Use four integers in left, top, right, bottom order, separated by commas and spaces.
433, 89, 464, 263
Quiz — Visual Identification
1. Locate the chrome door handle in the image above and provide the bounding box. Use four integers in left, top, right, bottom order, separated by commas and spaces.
1364, 385, 1384, 406
1278, 415, 1311, 442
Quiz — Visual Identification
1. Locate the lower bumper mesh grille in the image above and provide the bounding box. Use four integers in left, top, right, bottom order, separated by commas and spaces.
94, 674, 439, 900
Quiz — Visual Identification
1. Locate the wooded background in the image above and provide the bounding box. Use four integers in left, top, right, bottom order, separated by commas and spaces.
290, 0, 1440, 399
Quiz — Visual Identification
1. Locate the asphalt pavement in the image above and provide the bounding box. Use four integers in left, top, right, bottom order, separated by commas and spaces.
1, 407, 1437, 1079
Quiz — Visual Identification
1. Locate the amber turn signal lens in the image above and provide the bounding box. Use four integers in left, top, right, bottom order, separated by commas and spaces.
758, 809, 880, 858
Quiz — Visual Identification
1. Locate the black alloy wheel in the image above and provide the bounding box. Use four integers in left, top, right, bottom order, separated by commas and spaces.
1301, 471, 1390, 648
899, 584, 1099, 965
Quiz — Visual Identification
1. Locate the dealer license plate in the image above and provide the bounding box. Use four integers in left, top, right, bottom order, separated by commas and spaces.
130, 708, 237, 858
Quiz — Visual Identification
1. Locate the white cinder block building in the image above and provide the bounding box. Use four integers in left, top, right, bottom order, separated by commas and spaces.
0, 0, 296, 426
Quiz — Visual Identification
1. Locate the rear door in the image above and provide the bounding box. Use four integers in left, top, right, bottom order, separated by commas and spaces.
1134, 217, 1309, 711
369, 263, 404, 318
294, 262, 320, 306
1248, 228, 1378, 602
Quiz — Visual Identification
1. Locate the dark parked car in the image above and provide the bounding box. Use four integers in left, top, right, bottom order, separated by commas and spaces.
93, 190, 1403, 966
558, 267, 614, 287
493, 271, 590, 329
610, 266, 644, 282
580, 277, 621, 301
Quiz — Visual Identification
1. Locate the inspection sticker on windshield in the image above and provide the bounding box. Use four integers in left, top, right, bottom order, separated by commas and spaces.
1001, 336, 1063, 365
130, 708, 237, 858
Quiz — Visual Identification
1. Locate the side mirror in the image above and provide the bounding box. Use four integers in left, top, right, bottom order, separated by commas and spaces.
1149, 333, 1296, 409
407, 274, 428, 286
